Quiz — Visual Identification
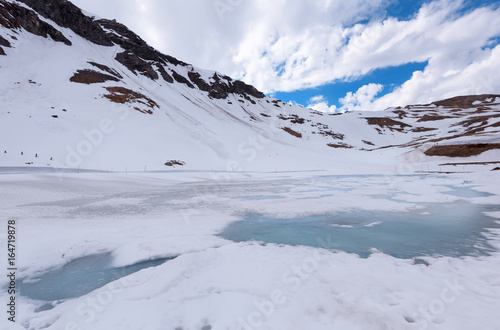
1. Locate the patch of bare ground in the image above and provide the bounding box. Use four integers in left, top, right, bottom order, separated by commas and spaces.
417, 114, 455, 122
430, 94, 500, 108
420, 120, 500, 145
440, 161, 500, 166
320, 130, 345, 139
70, 69, 120, 84
312, 123, 345, 139
103, 86, 159, 114
424, 143, 500, 157
88, 61, 123, 79
411, 127, 438, 133
392, 110, 408, 119
281, 127, 302, 138
242, 94, 257, 105
278, 114, 306, 124
365, 117, 411, 132
362, 140, 375, 146
327, 143, 353, 149
455, 114, 500, 129
492, 167, 500, 171
473, 106, 492, 114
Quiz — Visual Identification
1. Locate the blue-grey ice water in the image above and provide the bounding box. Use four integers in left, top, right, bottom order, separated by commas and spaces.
220, 186, 500, 259
19, 254, 175, 302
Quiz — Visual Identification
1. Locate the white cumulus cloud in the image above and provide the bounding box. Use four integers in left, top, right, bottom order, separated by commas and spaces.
71, 0, 500, 109
339, 84, 384, 111
307, 95, 338, 113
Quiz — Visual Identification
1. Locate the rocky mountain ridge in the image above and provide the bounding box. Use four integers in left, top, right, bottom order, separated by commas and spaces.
0, 0, 264, 100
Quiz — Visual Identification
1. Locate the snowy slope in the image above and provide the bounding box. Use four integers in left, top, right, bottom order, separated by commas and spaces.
1, 0, 499, 173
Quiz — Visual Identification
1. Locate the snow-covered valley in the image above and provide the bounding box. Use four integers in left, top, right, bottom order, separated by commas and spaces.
1, 0, 500, 329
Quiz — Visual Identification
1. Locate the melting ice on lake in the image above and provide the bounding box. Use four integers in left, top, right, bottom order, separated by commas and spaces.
220, 187, 500, 259
18, 253, 175, 305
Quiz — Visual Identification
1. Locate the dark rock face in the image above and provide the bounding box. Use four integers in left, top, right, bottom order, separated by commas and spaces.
0, 34, 11, 47
97, 19, 159, 61
188, 72, 265, 100
17, 0, 112, 46
97, 19, 192, 84
97, 19, 188, 67
188, 71, 212, 92
172, 71, 194, 89
115, 51, 159, 80
207, 74, 231, 99
232, 80, 265, 99
0, 0, 71, 45
0, 34, 8, 55
94, 18, 265, 99
156, 64, 174, 83
88, 62, 123, 79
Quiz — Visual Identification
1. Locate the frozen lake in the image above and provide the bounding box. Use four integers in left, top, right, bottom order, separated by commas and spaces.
220, 198, 500, 259
17, 176, 498, 306
220, 179, 500, 259
19, 253, 175, 306
2, 172, 500, 330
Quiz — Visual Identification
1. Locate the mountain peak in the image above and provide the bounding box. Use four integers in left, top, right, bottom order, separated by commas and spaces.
15, 0, 113, 46
1, 0, 265, 101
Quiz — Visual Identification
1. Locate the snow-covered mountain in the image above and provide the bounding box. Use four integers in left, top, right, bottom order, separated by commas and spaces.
1, 0, 499, 172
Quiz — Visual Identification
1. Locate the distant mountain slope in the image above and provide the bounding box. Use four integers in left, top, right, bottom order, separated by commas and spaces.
1, 0, 499, 172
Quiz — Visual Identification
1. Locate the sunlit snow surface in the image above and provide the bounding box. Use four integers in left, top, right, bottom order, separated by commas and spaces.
1, 170, 500, 330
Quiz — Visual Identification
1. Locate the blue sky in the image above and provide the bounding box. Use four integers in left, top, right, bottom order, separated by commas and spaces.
272, 0, 500, 110
72, 0, 500, 110
274, 61, 429, 111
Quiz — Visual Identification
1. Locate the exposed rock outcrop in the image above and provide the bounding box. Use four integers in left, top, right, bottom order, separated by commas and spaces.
0, 33, 7, 55
424, 143, 500, 157
4, 0, 268, 102
0, 0, 71, 45
88, 61, 123, 79
103, 86, 159, 115
17, 0, 112, 46
431, 94, 500, 108
115, 51, 159, 80
188, 71, 265, 100
0, 34, 10, 47
70, 69, 120, 84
